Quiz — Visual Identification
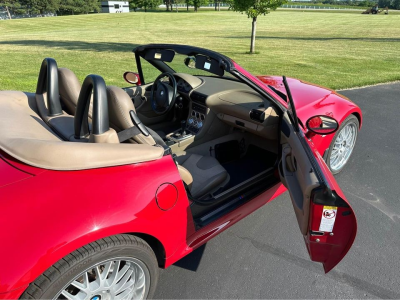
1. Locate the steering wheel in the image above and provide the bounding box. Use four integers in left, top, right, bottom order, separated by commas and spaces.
150, 72, 177, 115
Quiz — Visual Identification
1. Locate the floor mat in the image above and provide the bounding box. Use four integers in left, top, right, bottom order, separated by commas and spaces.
221, 145, 277, 190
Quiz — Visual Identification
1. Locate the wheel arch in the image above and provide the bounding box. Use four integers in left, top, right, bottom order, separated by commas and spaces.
351, 111, 362, 129
127, 232, 166, 268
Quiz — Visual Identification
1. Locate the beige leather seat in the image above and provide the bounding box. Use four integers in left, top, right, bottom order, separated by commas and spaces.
106, 85, 229, 198
106, 86, 164, 145
58, 68, 82, 116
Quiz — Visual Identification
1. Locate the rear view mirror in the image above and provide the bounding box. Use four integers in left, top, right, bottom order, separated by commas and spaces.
123, 72, 141, 85
306, 115, 338, 135
184, 56, 196, 69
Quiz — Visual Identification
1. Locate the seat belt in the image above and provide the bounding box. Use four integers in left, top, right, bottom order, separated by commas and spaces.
117, 126, 142, 143
117, 110, 153, 143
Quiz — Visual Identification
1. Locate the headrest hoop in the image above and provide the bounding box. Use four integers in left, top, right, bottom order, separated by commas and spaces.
74, 75, 109, 139
36, 58, 62, 117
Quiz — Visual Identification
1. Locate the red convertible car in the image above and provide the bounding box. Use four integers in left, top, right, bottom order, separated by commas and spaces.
0, 44, 361, 300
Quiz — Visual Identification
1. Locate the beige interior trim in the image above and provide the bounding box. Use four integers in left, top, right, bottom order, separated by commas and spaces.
206, 89, 279, 140
0, 91, 164, 171
174, 73, 203, 89
89, 128, 119, 144
177, 165, 193, 190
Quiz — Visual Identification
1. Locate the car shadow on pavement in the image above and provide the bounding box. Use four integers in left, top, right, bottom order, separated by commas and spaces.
173, 244, 207, 272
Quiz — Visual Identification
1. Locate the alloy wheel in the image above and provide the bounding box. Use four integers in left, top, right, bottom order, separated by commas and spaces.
54, 258, 149, 300
329, 122, 358, 172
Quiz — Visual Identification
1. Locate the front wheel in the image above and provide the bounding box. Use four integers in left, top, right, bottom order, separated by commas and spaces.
21, 235, 159, 300
326, 115, 359, 175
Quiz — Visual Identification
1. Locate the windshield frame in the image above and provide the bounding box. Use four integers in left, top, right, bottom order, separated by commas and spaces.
133, 44, 287, 112
133, 44, 234, 84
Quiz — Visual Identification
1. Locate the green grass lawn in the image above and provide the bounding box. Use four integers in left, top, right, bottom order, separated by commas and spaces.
0, 10, 399, 91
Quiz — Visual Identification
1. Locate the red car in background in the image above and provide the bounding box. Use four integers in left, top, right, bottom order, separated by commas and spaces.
0, 44, 361, 300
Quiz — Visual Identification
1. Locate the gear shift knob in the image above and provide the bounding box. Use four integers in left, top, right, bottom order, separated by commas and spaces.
181, 120, 186, 135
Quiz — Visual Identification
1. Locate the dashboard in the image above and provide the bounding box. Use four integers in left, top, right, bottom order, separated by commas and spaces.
173, 73, 279, 139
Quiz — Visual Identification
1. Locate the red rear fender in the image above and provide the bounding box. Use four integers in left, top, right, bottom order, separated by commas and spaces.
0, 155, 193, 294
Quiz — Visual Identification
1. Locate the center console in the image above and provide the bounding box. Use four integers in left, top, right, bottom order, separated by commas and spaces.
186, 103, 206, 134
164, 91, 208, 146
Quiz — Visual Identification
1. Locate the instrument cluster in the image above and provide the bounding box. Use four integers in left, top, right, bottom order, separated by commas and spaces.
177, 78, 192, 93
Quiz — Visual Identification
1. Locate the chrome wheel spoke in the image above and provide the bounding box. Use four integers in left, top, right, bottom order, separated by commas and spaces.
136, 272, 146, 290
115, 288, 134, 300
115, 265, 130, 283
331, 150, 339, 159
107, 260, 121, 286
70, 278, 87, 293
115, 269, 134, 293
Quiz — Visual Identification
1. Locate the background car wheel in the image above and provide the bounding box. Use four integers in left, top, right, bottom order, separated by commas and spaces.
21, 235, 159, 300
325, 114, 359, 175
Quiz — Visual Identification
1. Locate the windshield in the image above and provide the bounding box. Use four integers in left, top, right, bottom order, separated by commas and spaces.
165, 53, 234, 78
138, 50, 235, 84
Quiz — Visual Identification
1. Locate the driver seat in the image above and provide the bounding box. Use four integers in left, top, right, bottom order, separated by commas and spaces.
107, 85, 229, 198
106, 86, 165, 145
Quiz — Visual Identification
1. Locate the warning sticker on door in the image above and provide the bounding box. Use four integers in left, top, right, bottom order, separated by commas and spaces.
319, 206, 338, 232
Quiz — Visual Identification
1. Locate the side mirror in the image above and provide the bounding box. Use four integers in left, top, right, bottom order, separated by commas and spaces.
123, 72, 141, 85
306, 115, 338, 135
184, 56, 196, 69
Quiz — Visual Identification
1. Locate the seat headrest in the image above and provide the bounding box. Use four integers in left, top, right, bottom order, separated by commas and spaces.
107, 85, 136, 131
58, 67, 81, 116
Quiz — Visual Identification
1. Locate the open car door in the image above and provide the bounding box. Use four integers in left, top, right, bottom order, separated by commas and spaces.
279, 77, 357, 273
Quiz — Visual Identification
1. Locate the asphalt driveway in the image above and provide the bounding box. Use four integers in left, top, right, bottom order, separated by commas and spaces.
154, 82, 400, 299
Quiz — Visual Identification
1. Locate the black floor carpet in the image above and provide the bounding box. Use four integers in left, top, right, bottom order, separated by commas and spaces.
221, 145, 277, 190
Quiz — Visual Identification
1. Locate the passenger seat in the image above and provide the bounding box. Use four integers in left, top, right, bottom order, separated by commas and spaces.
105, 85, 229, 198
176, 153, 229, 198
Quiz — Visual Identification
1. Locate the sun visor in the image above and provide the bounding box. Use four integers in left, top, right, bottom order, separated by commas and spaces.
144, 49, 175, 62
195, 55, 224, 76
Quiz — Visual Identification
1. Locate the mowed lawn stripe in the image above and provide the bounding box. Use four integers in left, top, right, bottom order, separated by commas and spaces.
0, 11, 399, 91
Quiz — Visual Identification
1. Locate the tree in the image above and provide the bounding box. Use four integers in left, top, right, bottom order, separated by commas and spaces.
214, 0, 221, 10
185, 0, 192, 10
229, 0, 287, 53
192, 0, 208, 11
59, 0, 75, 14
57, 0, 99, 15
173, 0, 184, 12
391, 0, 400, 9
130, 0, 161, 11
0, 0, 24, 18
164, 0, 172, 10
22, 0, 61, 14
79, 0, 100, 13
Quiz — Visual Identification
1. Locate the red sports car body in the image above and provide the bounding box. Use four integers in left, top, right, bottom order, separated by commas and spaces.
0, 44, 361, 299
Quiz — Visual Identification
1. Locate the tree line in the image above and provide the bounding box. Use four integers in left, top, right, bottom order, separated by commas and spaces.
130, 0, 225, 12
0, 0, 100, 16
378, 0, 400, 9
1, 0, 226, 15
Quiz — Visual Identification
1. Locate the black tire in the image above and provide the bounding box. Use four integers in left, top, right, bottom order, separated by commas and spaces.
325, 114, 359, 175
21, 235, 159, 300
